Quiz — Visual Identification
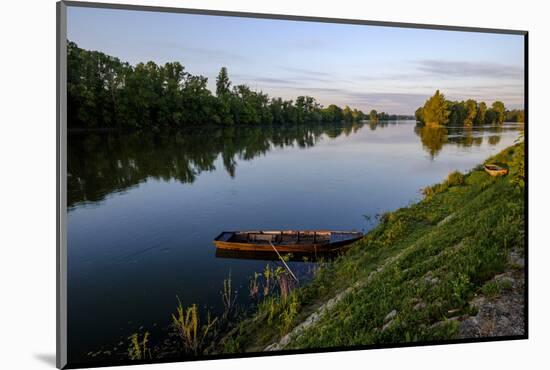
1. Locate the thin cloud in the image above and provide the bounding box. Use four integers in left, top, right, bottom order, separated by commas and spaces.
345, 92, 428, 110
151, 40, 249, 63
279, 66, 332, 77
232, 73, 339, 87
289, 38, 327, 50
356, 61, 523, 82
355, 72, 428, 81
416, 60, 523, 79
232, 75, 297, 85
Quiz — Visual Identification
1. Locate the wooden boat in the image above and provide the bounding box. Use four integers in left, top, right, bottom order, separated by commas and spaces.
484, 164, 508, 177
213, 230, 363, 253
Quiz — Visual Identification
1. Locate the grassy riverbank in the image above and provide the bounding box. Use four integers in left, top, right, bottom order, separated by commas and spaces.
104, 142, 524, 365
218, 142, 525, 352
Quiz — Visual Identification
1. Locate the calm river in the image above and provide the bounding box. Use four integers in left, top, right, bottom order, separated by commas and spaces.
67, 121, 521, 359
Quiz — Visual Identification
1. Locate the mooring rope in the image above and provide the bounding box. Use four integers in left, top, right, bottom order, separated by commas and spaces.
269, 241, 299, 282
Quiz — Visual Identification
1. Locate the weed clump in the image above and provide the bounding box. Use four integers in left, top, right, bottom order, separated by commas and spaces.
128, 332, 150, 360
422, 170, 465, 199
171, 298, 218, 355
445, 171, 466, 187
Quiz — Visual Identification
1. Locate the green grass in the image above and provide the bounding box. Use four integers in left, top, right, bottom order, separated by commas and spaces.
219, 143, 525, 352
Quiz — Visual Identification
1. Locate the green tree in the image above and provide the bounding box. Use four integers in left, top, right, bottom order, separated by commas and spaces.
414, 107, 424, 124
447, 101, 466, 126
516, 110, 525, 123
342, 106, 353, 123
216, 67, 231, 97
369, 109, 378, 123
492, 101, 506, 124
158, 62, 185, 125
422, 90, 450, 126
270, 97, 284, 124
215, 67, 233, 125
485, 109, 497, 125
377, 112, 390, 120
321, 104, 343, 123
475, 102, 487, 125
352, 109, 365, 122
505, 109, 525, 123
464, 99, 478, 126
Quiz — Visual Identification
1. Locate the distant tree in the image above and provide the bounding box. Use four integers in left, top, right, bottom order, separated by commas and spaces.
464, 99, 478, 126
342, 106, 353, 123
377, 112, 390, 120
516, 110, 525, 123
414, 107, 424, 124
422, 90, 450, 126
415, 92, 510, 127
181, 74, 214, 124
270, 97, 284, 124
447, 101, 466, 126
484, 109, 497, 124
492, 101, 506, 124
282, 99, 297, 124
214, 67, 234, 125
352, 108, 364, 122
369, 109, 378, 123
505, 109, 525, 123
475, 102, 487, 125
216, 67, 231, 97
321, 104, 343, 123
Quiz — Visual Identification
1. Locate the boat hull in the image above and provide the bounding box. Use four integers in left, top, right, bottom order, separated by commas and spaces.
213, 230, 363, 253
484, 164, 508, 177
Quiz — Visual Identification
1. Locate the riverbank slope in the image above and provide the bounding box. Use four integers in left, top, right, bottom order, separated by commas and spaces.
219, 142, 525, 352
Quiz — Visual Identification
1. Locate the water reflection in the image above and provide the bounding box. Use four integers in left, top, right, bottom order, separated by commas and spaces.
68, 122, 364, 208
215, 248, 346, 262
414, 123, 517, 159
68, 121, 520, 208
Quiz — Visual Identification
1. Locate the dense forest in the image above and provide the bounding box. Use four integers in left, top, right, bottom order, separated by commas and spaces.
67, 41, 372, 128
415, 90, 525, 127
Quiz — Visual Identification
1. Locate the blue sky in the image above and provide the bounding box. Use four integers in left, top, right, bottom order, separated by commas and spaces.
67, 6, 524, 114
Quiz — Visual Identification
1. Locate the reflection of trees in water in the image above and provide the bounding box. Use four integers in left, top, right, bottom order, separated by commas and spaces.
414, 125, 448, 159
68, 120, 518, 208
367, 120, 402, 131
414, 124, 510, 159
488, 135, 501, 145
68, 122, 364, 208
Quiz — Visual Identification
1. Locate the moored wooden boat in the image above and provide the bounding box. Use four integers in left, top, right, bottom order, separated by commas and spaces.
484, 164, 508, 177
213, 230, 363, 253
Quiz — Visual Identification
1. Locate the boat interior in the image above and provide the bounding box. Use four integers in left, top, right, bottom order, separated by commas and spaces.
216, 231, 358, 245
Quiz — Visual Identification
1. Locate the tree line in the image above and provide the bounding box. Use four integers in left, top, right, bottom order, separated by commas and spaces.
415, 90, 524, 127
67, 41, 372, 128
368, 110, 414, 123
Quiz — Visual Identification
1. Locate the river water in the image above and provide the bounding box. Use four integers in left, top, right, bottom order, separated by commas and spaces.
67, 121, 521, 359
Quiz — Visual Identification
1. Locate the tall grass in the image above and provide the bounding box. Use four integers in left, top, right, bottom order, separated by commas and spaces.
171, 298, 218, 355
222, 272, 237, 321
279, 292, 300, 335
249, 272, 260, 299
127, 331, 150, 360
